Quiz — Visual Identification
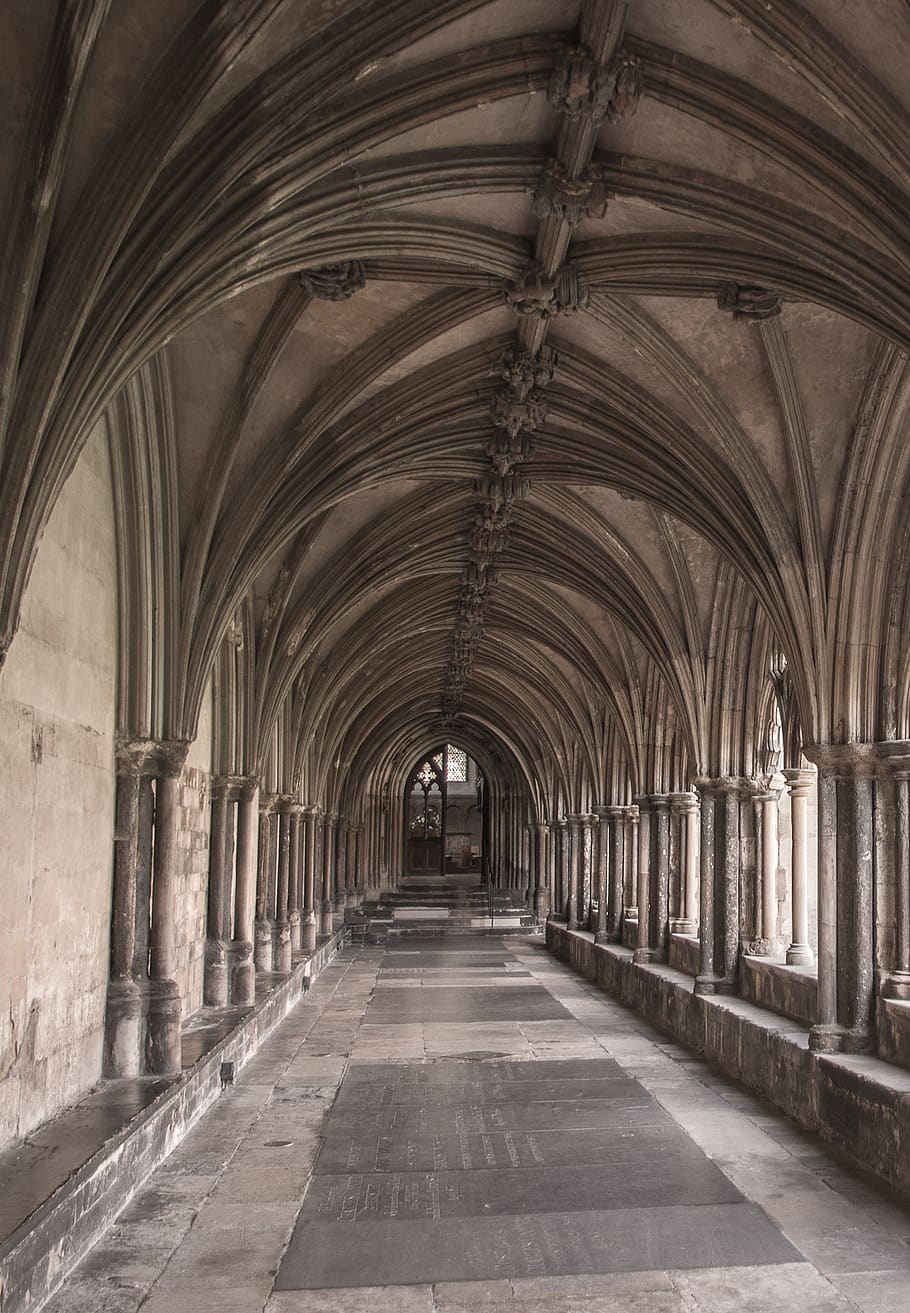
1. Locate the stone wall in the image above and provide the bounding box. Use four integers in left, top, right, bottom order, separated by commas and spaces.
0, 426, 117, 1148
172, 685, 213, 1016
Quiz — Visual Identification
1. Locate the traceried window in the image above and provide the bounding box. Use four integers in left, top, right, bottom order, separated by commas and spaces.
446, 747, 467, 782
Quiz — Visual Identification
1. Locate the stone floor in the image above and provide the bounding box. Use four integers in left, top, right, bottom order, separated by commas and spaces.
44, 938, 910, 1313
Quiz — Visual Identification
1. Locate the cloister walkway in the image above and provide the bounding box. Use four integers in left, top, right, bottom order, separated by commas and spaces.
46, 938, 910, 1313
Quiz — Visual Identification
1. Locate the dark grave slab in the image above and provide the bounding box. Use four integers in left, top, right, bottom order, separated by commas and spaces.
364, 985, 571, 1024
382, 938, 514, 953
341, 1058, 625, 1084
305, 1153, 741, 1216
332, 1075, 642, 1109
314, 1123, 713, 1175
275, 1203, 802, 1289
381, 956, 516, 971
317, 1099, 672, 1137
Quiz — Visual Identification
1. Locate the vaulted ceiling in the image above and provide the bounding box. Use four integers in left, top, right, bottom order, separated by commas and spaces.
2, 0, 910, 809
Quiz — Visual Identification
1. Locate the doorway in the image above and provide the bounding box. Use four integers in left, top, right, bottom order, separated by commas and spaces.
405, 745, 484, 876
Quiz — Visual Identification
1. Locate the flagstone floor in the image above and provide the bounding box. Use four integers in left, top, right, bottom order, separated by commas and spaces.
44, 937, 910, 1313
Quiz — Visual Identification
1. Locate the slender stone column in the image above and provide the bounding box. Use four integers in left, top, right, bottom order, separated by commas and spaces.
580, 814, 596, 926
254, 796, 275, 973
104, 745, 145, 1077
879, 744, 910, 1000
344, 821, 357, 908
593, 806, 610, 942
322, 812, 338, 929
670, 793, 698, 935
623, 805, 639, 936
633, 799, 653, 963
204, 776, 232, 1006
784, 768, 815, 966
334, 820, 349, 912
146, 743, 189, 1076
289, 806, 303, 952
556, 819, 569, 922
607, 806, 625, 940
694, 781, 718, 993
805, 745, 876, 1052
273, 801, 293, 973
231, 778, 258, 1004
717, 780, 742, 991
748, 785, 779, 954
566, 816, 582, 928
650, 795, 672, 961
301, 805, 318, 950
534, 822, 550, 919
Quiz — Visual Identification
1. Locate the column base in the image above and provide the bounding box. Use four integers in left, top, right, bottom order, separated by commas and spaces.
808, 1022, 872, 1054
203, 938, 229, 1007
534, 891, 550, 920
145, 977, 182, 1076
593, 930, 611, 944
103, 977, 143, 1078
301, 911, 318, 951
229, 940, 255, 1006
632, 947, 655, 964
254, 919, 274, 972
786, 942, 815, 966
880, 970, 910, 1001
671, 918, 697, 936
694, 973, 739, 996
273, 920, 292, 973
289, 909, 302, 952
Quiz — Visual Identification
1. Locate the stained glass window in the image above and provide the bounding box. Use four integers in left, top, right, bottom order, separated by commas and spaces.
446, 747, 467, 782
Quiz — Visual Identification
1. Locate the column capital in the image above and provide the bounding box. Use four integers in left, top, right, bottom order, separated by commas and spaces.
324, 811, 338, 826
802, 742, 879, 776
782, 766, 816, 796
624, 804, 640, 822
877, 740, 910, 774
534, 820, 551, 836
273, 794, 299, 814
259, 792, 278, 814
115, 736, 189, 778
669, 791, 698, 815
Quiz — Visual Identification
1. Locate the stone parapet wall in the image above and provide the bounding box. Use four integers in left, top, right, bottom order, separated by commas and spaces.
547, 923, 910, 1202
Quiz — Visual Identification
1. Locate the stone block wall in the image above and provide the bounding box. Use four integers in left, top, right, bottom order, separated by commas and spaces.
0, 426, 117, 1148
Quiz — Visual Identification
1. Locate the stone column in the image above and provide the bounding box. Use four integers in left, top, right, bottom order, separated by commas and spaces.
633, 799, 653, 963
556, 819, 569, 922
717, 779, 742, 992
805, 745, 876, 1053
104, 745, 145, 1077
334, 820, 349, 912
231, 778, 258, 1004
783, 768, 815, 966
322, 812, 338, 930
607, 806, 625, 940
880, 744, 910, 1000
272, 800, 293, 973
566, 815, 582, 928
254, 796, 275, 973
748, 785, 779, 954
288, 805, 303, 952
695, 780, 719, 993
670, 793, 698, 935
204, 776, 232, 1006
301, 805, 319, 950
593, 806, 610, 942
534, 822, 550, 919
650, 795, 672, 961
623, 805, 639, 938
146, 743, 189, 1076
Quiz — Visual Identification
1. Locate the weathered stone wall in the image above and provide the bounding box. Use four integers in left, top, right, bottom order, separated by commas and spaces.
0, 426, 117, 1148
173, 684, 213, 1016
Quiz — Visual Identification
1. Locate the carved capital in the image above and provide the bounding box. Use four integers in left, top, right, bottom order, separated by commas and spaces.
717, 282, 781, 322
298, 261, 366, 301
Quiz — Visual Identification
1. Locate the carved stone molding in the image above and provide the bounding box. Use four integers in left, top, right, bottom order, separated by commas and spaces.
717, 281, 782, 322
298, 261, 366, 301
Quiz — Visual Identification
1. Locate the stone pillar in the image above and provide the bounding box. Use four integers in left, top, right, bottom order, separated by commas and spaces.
607, 806, 625, 940
623, 805, 639, 935
556, 819, 569, 922
334, 820, 349, 912
783, 768, 815, 966
806, 745, 876, 1052
204, 776, 232, 1007
533, 822, 550, 919
104, 746, 145, 1077
593, 806, 610, 942
146, 744, 189, 1076
254, 796, 275, 973
650, 795, 672, 961
566, 815, 582, 928
670, 793, 698, 935
272, 800, 293, 973
695, 780, 719, 993
288, 805, 303, 952
301, 805, 319, 950
633, 799, 653, 963
748, 785, 779, 954
322, 812, 338, 930
231, 778, 258, 1004
880, 745, 910, 1000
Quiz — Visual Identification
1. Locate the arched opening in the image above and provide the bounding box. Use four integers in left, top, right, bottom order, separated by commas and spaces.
405, 743, 485, 878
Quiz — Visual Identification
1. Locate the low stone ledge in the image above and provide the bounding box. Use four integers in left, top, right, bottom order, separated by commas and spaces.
740, 954, 818, 1027
669, 932, 699, 977
877, 997, 910, 1072
0, 929, 347, 1313
546, 922, 910, 1203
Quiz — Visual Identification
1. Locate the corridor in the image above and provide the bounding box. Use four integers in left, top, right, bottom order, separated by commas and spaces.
44, 938, 910, 1313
